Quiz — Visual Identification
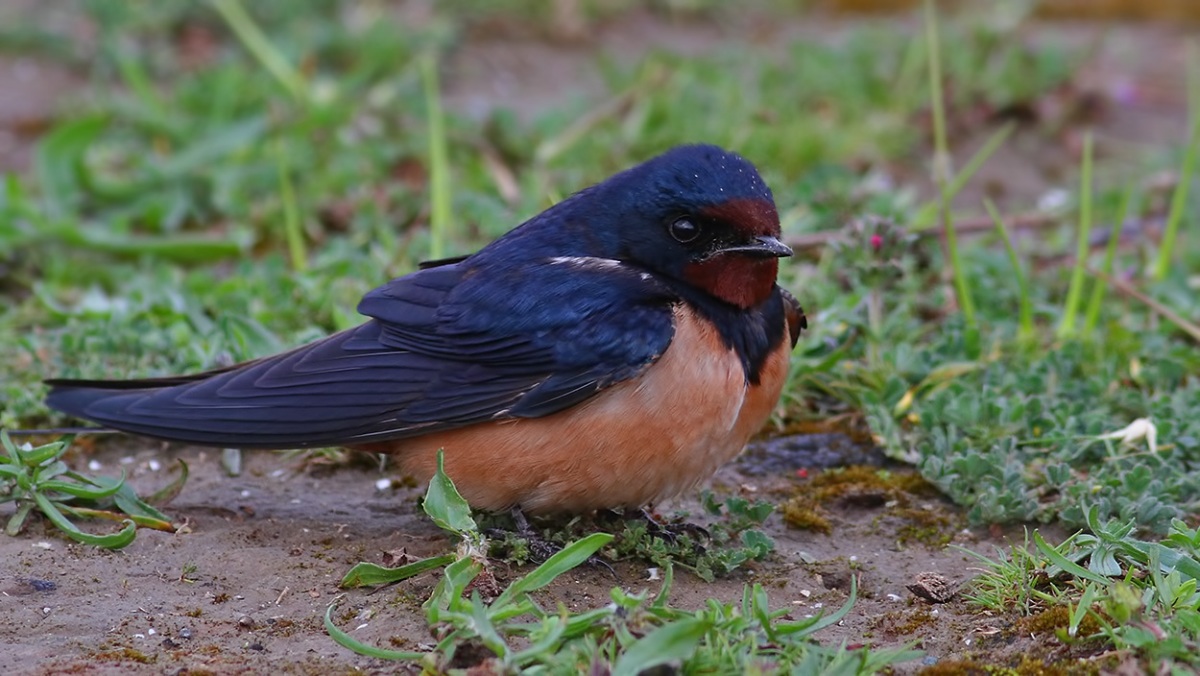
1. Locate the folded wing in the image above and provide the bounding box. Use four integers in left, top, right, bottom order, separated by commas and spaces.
45, 260, 676, 449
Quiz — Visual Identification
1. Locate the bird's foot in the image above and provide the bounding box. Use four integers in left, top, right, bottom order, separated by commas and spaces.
603, 507, 711, 547
485, 507, 616, 577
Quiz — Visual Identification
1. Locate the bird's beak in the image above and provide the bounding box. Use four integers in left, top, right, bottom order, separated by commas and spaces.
718, 234, 793, 259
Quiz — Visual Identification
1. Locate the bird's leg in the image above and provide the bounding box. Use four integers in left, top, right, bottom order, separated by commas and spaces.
485, 507, 616, 577
630, 506, 711, 546
508, 506, 560, 564
509, 505, 532, 534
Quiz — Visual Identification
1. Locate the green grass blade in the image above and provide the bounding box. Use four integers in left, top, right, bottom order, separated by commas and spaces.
110, 480, 172, 522
144, 459, 189, 505
38, 474, 124, 500
1083, 186, 1133, 334
492, 532, 614, 609
340, 554, 457, 588
1068, 583, 1098, 637
805, 574, 860, 634
1058, 130, 1094, 339
924, 0, 950, 189
107, 40, 164, 117
59, 505, 176, 532
1033, 530, 1110, 584
611, 617, 711, 676
33, 492, 137, 549
1154, 51, 1200, 280
914, 123, 1015, 229
276, 144, 307, 272
324, 598, 426, 660
32, 116, 108, 218
924, 0, 976, 353
984, 199, 1033, 343
210, 0, 308, 102
422, 54, 452, 261
510, 614, 568, 666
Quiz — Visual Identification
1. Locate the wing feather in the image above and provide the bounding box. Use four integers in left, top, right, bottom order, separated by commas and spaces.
46, 260, 676, 449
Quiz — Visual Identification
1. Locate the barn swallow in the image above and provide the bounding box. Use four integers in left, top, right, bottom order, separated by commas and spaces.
45, 144, 806, 514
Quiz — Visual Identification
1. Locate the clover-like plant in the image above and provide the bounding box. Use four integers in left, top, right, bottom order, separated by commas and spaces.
0, 431, 183, 549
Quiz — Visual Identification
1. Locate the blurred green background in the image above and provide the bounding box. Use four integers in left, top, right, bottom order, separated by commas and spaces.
0, 0, 1197, 532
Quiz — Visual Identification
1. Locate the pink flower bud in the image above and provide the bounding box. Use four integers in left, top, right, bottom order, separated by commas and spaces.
869, 234, 883, 251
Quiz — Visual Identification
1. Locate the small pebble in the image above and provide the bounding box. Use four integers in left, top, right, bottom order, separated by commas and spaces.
29, 579, 56, 593
238, 615, 256, 629
148, 459, 162, 471
239, 490, 251, 498
87, 460, 102, 471
375, 478, 393, 491
907, 572, 958, 604
148, 628, 157, 636
32, 542, 53, 550
179, 628, 193, 639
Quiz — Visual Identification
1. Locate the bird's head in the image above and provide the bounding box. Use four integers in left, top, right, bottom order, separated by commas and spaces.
587, 145, 791, 309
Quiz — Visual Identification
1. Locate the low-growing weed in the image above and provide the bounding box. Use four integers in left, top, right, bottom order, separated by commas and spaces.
328, 452, 920, 672
964, 507, 1200, 668
0, 431, 183, 548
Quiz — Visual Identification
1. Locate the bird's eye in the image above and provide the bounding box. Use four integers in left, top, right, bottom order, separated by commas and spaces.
669, 218, 701, 243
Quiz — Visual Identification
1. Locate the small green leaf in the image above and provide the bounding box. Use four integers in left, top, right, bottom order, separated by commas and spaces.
611, 617, 710, 676
58, 505, 176, 532
510, 613, 568, 666
33, 492, 136, 549
1034, 530, 1110, 584
493, 533, 613, 609
38, 474, 125, 500
467, 592, 508, 657
110, 481, 172, 522
324, 598, 425, 660
424, 557, 484, 624
422, 450, 476, 535
1069, 583, 1098, 637
797, 574, 859, 636
145, 460, 189, 505
16, 437, 71, 467
1118, 541, 1200, 583
340, 554, 456, 588
0, 429, 21, 461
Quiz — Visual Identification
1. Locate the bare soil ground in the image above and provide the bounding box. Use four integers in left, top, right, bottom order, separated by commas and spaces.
1, 9, 1191, 675
1, 439, 1075, 675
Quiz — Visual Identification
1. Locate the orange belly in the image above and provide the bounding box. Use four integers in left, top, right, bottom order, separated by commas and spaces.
358, 306, 790, 514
